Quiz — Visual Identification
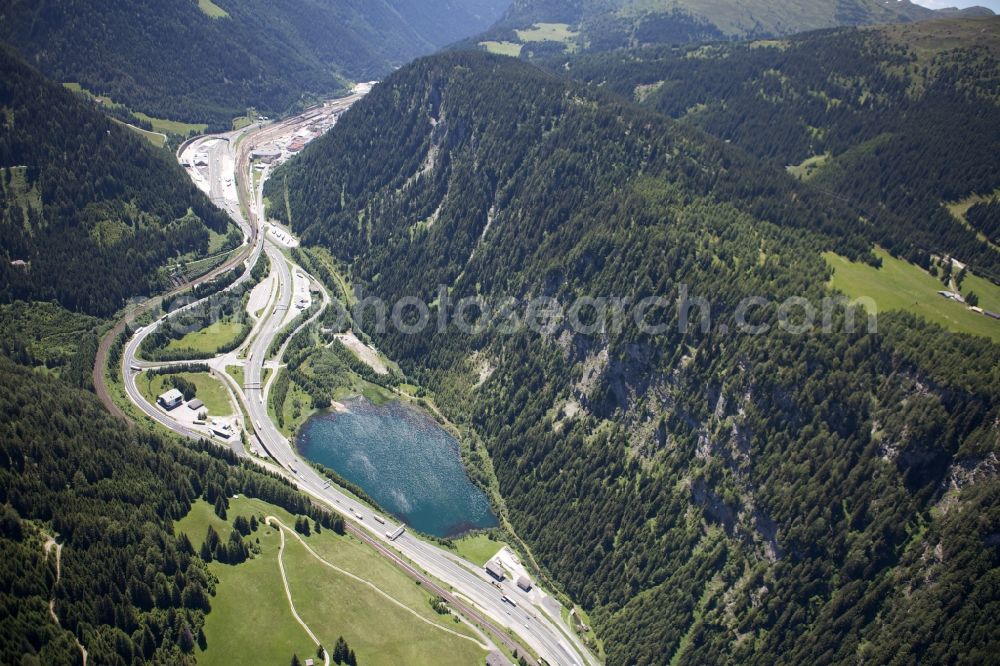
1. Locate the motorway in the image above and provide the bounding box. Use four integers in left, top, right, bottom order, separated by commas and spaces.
117, 94, 599, 666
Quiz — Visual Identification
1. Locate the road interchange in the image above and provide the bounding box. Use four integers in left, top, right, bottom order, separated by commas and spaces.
116, 95, 599, 666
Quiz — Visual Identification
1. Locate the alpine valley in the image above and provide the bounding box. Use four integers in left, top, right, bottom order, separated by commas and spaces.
2, 2, 999, 665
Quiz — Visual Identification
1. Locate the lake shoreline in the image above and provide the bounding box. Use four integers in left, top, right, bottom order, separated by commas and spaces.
296, 397, 498, 538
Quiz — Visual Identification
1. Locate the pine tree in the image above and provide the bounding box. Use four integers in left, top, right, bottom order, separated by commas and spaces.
140, 625, 156, 659
233, 515, 248, 535
214, 494, 228, 520
178, 623, 195, 653
177, 532, 194, 554
333, 636, 347, 664
295, 517, 311, 536
226, 530, 247, 564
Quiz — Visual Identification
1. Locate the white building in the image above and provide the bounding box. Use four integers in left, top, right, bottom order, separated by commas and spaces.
157, 389, 183, 410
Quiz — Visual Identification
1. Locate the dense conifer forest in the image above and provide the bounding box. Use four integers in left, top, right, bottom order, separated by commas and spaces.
0, 357, 344, 664
968, 197, 1000, 244
0, 0, 507, 124
557, 18, 1000, 277
268, 50, 1000, 664
0, 48, 231, 316
2, 4, 999, 664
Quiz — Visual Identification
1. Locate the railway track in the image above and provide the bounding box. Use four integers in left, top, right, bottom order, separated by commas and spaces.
93, 94, 590, 666
346, 524, 540, 665
92, 122, 265, 421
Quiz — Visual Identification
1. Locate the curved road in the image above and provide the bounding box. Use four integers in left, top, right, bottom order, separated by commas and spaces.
114, 99, 598, 666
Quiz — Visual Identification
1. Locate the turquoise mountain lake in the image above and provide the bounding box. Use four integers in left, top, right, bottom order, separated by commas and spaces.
297, 398, 498, 537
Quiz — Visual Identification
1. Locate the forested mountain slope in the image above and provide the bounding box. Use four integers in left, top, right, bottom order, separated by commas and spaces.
471, 0, 989, 56
0, 0, 509, 124
0, 356, 339, 664
561, 17, 1000, 277
267, 52, 1000, 664
0, 48, 230, 317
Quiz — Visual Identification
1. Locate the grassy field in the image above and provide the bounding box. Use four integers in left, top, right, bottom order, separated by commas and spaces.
226, 364, 244, 387
168, 225, 235, 272
197, 0, 229, 19
824, 248, 1000, 342
272, 350, 399, 436
178, 500, 314, 666
110, 118, 166, 147
138, 371, 232, 416
175, 496, 234, 548
63, 82, 208, 137
946, 189, 1000, 253
332, 378, 396, 406
449, 533, 504, 567
884, 16, 1000, 64
284, 535, 487, 665
515, 22, 578, 47
165, 319, 245, 354
786, 152, 830, 181
480, 41, 523, 57
133, 112, 208, 137
270, 373, 316, 437
176, 497, 487, 666
960, 271, 1000, 314
749, 38, 790, 50
207, 226, 236, 253
3, 166, 43, 219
